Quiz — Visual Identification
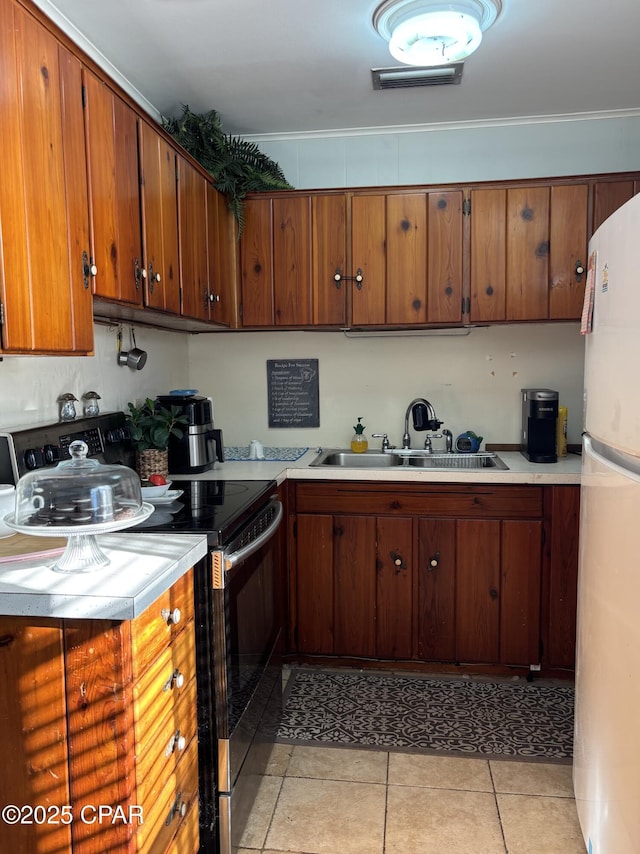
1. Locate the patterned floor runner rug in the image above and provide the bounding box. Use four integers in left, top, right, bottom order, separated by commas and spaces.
278, 668, 574, 762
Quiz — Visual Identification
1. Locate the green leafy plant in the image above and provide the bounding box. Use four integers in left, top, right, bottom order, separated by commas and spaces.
162, 105, 293, 234
125, 398, 189, 451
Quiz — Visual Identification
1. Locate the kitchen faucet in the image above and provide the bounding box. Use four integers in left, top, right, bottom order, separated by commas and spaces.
402, 398, 443, 450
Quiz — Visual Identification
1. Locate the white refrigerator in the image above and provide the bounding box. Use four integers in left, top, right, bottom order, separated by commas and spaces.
574, 191, 640, 854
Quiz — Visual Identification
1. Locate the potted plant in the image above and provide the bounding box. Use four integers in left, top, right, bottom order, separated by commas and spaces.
125, 398, 188, 481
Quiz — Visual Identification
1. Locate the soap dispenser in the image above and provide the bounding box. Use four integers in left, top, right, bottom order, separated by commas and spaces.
351, 417, 368, 453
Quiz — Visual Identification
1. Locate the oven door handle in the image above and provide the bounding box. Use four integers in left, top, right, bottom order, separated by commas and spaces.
224, 500, 283, 571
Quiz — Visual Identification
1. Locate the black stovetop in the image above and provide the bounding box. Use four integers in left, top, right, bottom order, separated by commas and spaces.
131, 478, 276, 546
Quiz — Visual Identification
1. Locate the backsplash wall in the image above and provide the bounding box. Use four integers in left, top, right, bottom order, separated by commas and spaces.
0, 324, 189, 429
188, 323, 584, 451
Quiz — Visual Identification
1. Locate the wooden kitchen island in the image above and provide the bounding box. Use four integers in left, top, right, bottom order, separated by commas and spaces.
0, 533, 207, 854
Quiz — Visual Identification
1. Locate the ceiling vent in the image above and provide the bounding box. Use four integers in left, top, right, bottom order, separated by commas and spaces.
372, 63, 463, 89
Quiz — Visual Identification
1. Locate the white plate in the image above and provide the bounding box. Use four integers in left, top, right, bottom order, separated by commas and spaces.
146, 490, 183, 505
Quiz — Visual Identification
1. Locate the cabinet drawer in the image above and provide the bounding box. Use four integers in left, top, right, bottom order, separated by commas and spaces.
136, 738, 199, 853
131, 570, 194, 677
166, 799, 199, 854
296, 483, 543, 518
133, 619, 196, 744
135, 675, 198, 808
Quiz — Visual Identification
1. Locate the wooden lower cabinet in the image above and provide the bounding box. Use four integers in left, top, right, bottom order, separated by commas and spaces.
0, 570, 198, 854
292, 482, 576, 674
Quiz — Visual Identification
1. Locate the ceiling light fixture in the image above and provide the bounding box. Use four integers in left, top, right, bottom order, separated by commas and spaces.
373, 0, 502, 67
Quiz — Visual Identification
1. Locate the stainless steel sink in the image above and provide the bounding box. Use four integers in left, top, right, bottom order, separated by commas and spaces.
404, 452, 508, 469
310, 449, 509, 470
310, 451, 404, 467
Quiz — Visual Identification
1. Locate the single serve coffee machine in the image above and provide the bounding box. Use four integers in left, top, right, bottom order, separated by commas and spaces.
520, 388, 559, 463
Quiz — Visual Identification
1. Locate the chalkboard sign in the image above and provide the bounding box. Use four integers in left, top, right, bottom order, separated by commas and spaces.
267, 359, 319, 428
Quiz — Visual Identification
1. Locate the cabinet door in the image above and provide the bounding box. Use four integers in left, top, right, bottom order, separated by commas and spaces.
376, 516, 413, 659
592, 178, 640, 233
427, 191, 463, 324
506, 186, 550, 321
207, 182, 239, 327
470, 188, 507, 321
139, 119, 180, 314
416, 518, 456, 661
471, 182, 588, 323
312, 194, 347, 326
334, 515, 376, 657
456, 519, 501, 663
351, 191, 463, 327
543, 485, 579, 669
386, 193, 428, 325
240, 197, 274, 326
0, 4, 93, 353
500, 520, 542, 665
83, 69, 143, 304
0, 617, 72, 854
351, 194, 386, 325
273, 196, 312, 325
548, 184, 588, 320
295, 515, 334, 654
177, 156, 209, 321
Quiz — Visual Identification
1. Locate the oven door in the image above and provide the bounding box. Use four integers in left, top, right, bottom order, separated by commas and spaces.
212, 499, 283, 854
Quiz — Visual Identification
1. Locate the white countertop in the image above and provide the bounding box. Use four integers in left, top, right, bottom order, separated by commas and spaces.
173, 449, 582, 485
0, 533, 207, 620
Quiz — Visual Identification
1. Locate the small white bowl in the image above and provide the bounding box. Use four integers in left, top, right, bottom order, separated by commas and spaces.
140, 480, 172, 499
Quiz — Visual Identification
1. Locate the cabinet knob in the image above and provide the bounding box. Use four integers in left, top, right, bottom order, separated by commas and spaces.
394, 557, 402, 566
209, 292, 221, 302
163, 668, 185, 692
428, 552, 440, 570
165, 730, 187, 757
575, 260, 585, 279
161, 607, 181, 625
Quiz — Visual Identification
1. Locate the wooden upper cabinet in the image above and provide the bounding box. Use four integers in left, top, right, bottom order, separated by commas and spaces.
592, 178, 640, 233
351, 190, 463, 326
273, 196, 312, 325
177, 156, 209, 321
0, 0, 93, 354
312, 194, 347, 326
83, 69, 143, 305
206, 183, 239, 327
240, 197, 274, 326
138, 119, 180, 314
240, 194, 314, 327
470, 183, 588, 323
548, 183, 588, 319
351, 194, 386, 326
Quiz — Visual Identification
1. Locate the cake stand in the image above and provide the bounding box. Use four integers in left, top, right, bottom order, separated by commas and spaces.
2, 502, 155, 573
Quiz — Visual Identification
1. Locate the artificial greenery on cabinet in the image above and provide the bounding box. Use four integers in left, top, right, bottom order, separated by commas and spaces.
163, 105, 292, 233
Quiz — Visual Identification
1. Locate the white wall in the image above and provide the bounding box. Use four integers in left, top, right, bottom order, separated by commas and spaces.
250, 113, 640, 190
188, 324, 584, 451
0, 324, 189, 429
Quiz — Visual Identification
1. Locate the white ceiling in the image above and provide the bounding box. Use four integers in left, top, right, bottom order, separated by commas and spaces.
35, 0, 640, 137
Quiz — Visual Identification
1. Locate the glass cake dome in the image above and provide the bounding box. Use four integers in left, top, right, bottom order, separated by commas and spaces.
5, 440, 153, 572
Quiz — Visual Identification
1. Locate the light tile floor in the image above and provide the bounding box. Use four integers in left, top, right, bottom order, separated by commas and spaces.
237, 744, 586, 854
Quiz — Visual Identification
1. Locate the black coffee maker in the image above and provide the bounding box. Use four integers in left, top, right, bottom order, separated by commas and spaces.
520, 388, 559, 463
155, 394, 224, 474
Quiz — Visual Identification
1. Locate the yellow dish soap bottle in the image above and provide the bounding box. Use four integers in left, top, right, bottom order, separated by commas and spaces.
351, 417, 368, 453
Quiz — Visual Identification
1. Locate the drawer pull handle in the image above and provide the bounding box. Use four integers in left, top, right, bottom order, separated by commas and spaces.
161, 607, 181, 625
163, 668, 186, 692
165, 791, 187, 826
165, 729, 187, 757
